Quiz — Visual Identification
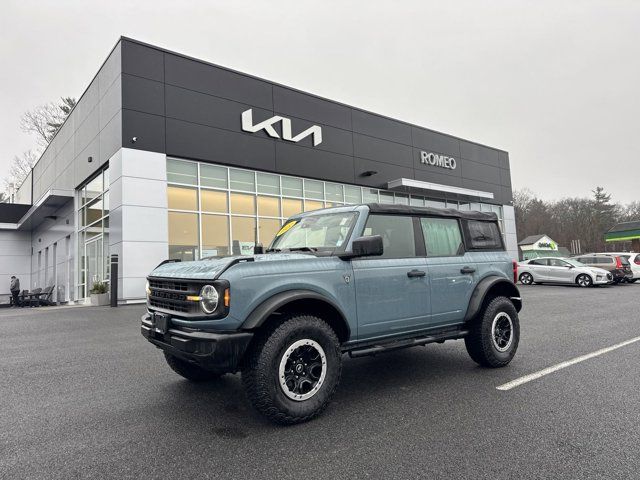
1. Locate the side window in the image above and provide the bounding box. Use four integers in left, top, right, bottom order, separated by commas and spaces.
549, 259, 568, 267
466, 220, 503, 250
530, 259, 548, 266
420, 217, 464, 257
363, 215, 416, 258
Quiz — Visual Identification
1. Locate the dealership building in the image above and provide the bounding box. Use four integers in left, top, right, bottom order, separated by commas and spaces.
0, 37, 517, 304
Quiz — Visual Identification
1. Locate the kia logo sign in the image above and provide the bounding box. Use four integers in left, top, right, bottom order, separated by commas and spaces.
420, 151, 457, 170
241, 109, 323, 146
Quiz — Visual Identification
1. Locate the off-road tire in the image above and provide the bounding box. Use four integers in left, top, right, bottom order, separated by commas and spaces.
241, 314, 342, 425
164, 352, 223, 381
465, 296, 519, 368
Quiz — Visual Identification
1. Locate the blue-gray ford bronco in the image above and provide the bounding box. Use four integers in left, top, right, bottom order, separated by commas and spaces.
141, 203, 522, 424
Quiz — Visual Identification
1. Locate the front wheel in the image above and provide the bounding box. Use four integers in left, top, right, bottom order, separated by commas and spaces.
519, 272, 533, 285
576, 274, 593, 288
465, 296, 519, 368
241, 314, 342, 425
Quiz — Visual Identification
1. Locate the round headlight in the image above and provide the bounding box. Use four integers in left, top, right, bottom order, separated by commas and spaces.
200, 285, 219, 314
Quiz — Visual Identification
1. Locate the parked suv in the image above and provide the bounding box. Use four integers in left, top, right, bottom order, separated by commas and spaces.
596, 252, 640, 283
141, 204, 522, 424
573, 254, 633, 284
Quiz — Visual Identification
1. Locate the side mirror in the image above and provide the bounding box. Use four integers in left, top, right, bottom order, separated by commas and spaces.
350, 235, 384, 258
253, 244, 264, 254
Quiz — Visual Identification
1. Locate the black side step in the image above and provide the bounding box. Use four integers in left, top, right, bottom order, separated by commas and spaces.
348, 330, 469, 358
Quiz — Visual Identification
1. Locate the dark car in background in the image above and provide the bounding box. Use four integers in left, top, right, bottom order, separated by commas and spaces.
572, 254, 633, 284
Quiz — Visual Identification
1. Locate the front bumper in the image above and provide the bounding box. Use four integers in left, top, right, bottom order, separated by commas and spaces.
593, 273, 613, 285
141, 313, 253, 374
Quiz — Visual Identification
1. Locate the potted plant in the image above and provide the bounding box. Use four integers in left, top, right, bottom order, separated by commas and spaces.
89, 281, 109, 306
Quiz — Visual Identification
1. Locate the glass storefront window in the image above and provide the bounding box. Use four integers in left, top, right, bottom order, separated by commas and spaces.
304, 179, 323, 200
426, 199, 446, 209
230, 192, 256, 215
470, 202, 481, 211
201, 190, 228, 213
304, 200, 324, 211
459, 202, 470, 211
325, 183, 343, 202
200, 164, 228, 189
258, 195, 280, 217
259, 218, 282, 246
86, 198, 103, 226
362, 189, 379, 203
446, 200, 458, 209
257, 173, 280, 195
168, 186, 198, 211
230, 169, 255, 192
202, 214, 229, 257
344, 186, 362, 204
167, 158, 198, 185
168, 212, 199, 261
282, 177, 303, 197
410, 196, 425, 207
394, 193, 409, 205
282, 198, 303, 218
231, 216, 256, 255
379, 191, 394, 204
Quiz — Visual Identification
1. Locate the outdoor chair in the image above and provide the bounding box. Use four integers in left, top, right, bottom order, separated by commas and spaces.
36, 286, 55, 306
24, 288, 42, 307
17, 290, 29, 307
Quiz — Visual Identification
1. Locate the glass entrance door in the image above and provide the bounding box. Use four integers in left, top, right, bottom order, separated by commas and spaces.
85, 236, 103, 297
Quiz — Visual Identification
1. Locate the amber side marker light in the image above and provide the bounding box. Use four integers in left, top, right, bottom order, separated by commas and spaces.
224, 288, 230, 307
186, 295, 201, 302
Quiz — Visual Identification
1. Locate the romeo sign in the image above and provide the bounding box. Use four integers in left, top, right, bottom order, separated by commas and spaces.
420, 151, 457, 170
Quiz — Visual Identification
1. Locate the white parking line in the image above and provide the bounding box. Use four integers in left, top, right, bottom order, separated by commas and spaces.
497, 336, 640, 391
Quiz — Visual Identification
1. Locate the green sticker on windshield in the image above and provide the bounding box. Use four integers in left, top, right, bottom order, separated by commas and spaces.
276, 221, 297, 236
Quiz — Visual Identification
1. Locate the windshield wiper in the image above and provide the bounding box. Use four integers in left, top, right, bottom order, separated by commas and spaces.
265, 248, 282, 253
287, 247, 318, 252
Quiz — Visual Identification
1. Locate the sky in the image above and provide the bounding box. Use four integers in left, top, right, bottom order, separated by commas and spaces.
1, 0, 638, 204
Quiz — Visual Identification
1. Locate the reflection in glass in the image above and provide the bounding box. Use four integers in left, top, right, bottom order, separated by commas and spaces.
167, 159, 198, 185
344, 186, 362, 204
259, 218, 281, 246
257, 173, 280, 195
304, 200, 324, 212
202, 214, 229, 257
230, 169, 255, 192
231, 216, 256, 255
168, 212, 199, 261
282, 177, 302, 197
304, 179, 323, 200
200, 164, 228, 189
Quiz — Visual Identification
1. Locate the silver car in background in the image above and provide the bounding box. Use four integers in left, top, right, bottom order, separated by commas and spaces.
518, 257, 612, 287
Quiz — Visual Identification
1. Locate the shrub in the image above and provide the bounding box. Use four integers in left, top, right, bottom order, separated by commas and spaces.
90, 281, 108, 294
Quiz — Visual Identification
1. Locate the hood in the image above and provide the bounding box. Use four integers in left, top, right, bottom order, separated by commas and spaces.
589, 267, 610, 276
149, 253, 313, 280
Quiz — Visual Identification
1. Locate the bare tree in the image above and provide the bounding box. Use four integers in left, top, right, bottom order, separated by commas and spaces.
3, 150, 39, 190
0, 192, 7, 203
20, 97, 76, 147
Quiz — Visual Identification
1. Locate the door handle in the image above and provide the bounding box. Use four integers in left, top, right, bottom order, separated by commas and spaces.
460, 266, 476, 274
407, 269, 426, 278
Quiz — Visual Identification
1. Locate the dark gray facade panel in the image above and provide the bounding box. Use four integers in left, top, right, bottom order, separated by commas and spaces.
165, 85, 271, 134
412, 148, 463, 180
122, 74, 165, 116
275, 142, 355, 185
411, 127, 461, 158
501, 186, 514, 205
272, 86, 352, 130
498, 151, 510, 169
353, 133, 413, 168
164, 53, 273, 110
499, 168, 512, 187
460, 159, 501, 186
353, 157, 413, 188
122, 109, 165, 154
459, 141, 502, 167
277, 116, 354, 156
121, 40, 164, 82
166, 119, 276, 171
352, 109, 412, 145
414, 169, 464, 188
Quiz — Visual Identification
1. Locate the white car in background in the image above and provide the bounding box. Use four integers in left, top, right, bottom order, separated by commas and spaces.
596, 252, 640, 283
518, 257, 612, 287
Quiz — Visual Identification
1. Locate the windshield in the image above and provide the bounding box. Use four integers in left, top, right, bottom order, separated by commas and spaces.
268, 212, 357, 252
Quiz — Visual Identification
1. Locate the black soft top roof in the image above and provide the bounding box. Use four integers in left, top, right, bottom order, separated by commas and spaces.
366, 203, 498, 221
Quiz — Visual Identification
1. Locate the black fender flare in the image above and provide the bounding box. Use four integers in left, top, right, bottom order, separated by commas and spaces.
241, 289, 351, 338
464, 276, 522, 322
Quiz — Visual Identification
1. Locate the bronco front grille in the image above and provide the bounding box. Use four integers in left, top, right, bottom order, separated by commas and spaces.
148, 278, 200, 315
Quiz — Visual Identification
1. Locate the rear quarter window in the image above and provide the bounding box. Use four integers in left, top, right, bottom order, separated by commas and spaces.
465, 220, 504, 250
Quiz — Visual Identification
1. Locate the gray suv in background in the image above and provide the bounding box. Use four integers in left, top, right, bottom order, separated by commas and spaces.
141, 203, 522, 424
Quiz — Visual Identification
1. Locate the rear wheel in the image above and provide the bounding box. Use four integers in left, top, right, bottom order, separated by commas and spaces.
465, 296, 519, 368
164, 352, 223, 381
576, 274, 592, 288
519, 272, 533, 285
241, 314, 342, 425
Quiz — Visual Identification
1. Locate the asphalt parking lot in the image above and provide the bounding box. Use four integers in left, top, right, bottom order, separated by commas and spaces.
1, 283, 639, 479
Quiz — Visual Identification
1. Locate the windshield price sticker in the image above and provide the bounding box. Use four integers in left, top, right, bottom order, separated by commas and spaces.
276, 221, 297, 237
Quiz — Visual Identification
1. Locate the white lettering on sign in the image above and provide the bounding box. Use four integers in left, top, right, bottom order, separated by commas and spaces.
241, 109, 323, 146
420, 151, 457, 170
